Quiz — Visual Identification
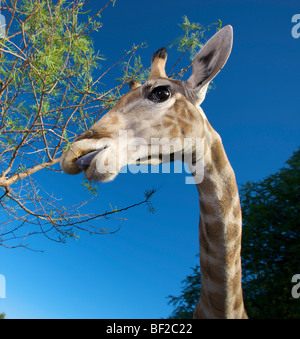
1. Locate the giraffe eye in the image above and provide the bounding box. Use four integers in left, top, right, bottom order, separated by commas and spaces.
148, 86, 171, 103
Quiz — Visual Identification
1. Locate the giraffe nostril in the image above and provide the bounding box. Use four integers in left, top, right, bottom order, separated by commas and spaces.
75, 130, 94, 142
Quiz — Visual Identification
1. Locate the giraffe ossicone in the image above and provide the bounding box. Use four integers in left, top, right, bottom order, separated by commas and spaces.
61, 25, 248, 319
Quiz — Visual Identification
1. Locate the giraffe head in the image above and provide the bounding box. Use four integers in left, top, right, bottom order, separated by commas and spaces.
60, 26, 233, 182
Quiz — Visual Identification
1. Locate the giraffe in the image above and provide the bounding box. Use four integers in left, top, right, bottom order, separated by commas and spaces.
60, 25, 248, 319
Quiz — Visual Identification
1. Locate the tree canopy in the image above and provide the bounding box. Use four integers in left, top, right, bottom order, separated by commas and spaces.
0, 0, 130, 249
241, 147, 300, 318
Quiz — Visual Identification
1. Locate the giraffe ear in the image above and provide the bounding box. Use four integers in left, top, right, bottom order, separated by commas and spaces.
128, 80, 142, 90
186, 25, 233, 105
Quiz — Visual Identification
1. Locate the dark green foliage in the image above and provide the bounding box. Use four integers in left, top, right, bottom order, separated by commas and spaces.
167, 265, 200, 319
241, 147, 300, 319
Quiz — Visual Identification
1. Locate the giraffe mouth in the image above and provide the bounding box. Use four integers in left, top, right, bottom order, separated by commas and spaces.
76, 146, 108, 171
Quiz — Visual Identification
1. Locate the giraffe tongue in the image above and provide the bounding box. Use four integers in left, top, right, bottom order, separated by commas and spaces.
76, 150, 102, 171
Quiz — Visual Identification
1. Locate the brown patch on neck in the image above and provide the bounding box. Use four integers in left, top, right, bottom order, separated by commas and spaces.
210, 139, 231, 173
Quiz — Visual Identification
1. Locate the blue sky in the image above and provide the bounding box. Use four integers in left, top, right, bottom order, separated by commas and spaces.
1, 0, 300, 318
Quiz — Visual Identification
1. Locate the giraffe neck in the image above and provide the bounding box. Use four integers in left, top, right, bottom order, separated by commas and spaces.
192, 122, 247, 319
